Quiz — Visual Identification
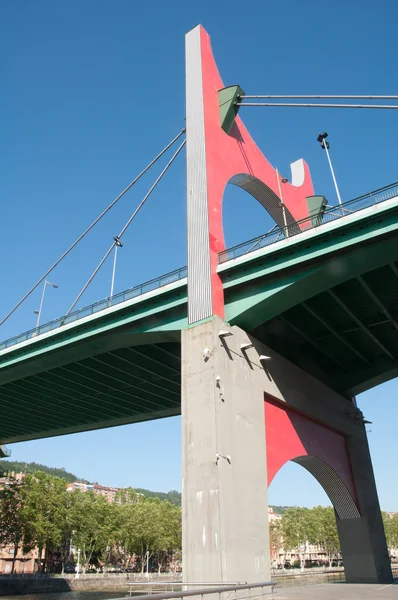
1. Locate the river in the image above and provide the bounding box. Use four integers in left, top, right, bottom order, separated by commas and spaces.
1, 592, 129, 600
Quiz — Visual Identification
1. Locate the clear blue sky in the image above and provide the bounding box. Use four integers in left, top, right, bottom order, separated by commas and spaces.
1, 1, 397, 510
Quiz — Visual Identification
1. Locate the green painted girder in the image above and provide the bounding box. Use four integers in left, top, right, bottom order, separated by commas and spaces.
0, 284, 187, 375
1, 196, 398, 443
257, 260, 398, 396
0, 341, 182, 444
223, 208, 398, 330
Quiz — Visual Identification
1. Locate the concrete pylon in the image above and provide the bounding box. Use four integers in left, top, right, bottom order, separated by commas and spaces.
181, 316, 270, 586
181, 317, 392, 585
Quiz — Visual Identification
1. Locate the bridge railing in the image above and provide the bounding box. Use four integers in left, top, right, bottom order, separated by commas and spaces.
0, 266, 187, 352
1, 181, 398, 352
218, 180, 398, 262
119, 581, 276, 600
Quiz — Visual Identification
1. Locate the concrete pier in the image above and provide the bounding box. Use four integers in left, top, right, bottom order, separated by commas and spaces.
182, 317, 392, 586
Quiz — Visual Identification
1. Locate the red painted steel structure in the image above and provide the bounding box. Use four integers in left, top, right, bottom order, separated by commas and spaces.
265, 398, 360, 517
193, 26, 315, 318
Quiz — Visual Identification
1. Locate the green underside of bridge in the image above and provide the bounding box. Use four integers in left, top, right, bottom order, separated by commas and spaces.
0, 337, 182, 444
250, 260, 398, 396
1, 204, 398, 443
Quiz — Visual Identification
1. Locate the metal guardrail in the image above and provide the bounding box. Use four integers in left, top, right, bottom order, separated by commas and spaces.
0, 266, 187, 352
1, 181, 397, 353
117, 581, 276, 600
127, 582, 247, 596
273, 569, 345, 588
218, 181, 398, 262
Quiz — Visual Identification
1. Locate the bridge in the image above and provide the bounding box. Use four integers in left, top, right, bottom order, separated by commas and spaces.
0, 24, 396, 590
1, 179, 398, 442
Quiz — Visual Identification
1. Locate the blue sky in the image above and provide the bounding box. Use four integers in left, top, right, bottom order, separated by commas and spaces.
1, 0, 397, 510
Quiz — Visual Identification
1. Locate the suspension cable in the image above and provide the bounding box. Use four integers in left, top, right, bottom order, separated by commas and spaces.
236, 102, 398, 109
0, 129, 186, 328
64, 139, 186, 318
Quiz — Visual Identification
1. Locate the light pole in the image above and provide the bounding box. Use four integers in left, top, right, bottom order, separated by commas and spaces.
110, 236, 123, 301
276, 169, 289, 237
317, 132, 343, 208
34, 280, 58, 330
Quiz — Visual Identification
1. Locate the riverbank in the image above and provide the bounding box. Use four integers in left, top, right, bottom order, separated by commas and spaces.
0, 574, 182, 596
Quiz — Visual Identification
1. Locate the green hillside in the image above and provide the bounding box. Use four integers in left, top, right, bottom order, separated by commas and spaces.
0, 460, 85, 483
0, 460, 181, 504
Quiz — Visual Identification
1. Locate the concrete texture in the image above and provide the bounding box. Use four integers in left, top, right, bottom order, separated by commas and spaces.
181, 316, 391, 586
181, 317, 270, 585
275, 582, 397, 599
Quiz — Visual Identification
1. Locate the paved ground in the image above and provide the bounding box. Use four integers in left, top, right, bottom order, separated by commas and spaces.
275, 582, 398, 599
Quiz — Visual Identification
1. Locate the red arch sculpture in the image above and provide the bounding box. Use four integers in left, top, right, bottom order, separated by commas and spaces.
185, 26, 315, 323
264, 397, 360, 519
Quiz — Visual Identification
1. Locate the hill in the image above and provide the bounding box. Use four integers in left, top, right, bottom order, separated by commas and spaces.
0, 460, 86, 483
270, 505, 291, 514
0, 460, 181, 505
136, 488, 181, 505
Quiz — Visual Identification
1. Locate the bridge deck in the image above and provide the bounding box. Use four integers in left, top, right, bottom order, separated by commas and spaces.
1, 182, 398, 443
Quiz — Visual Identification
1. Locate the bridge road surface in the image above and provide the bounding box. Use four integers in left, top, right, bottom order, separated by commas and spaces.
275, 581, 398, 599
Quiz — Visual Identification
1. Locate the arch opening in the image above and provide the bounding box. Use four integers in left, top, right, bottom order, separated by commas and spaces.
292, 456, 360, 520
222, 183, 277, 250
229, 173, 298, 229
221, 172, 306, 255
264, 397, 360, 522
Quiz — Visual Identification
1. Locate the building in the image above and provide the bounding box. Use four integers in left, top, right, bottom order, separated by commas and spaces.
93, 483, 119, 503
66, 481, 119, 503
268, 507, 282, 522
66, 481, 94, 493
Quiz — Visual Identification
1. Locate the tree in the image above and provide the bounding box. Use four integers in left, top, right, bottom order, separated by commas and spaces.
383, 512, 398, 554
307, 506, 340, 567
117, 496, 181, 573
22, 472, 68, 572
280, 508, 311, 565
0, 478, 33, 573
154, 501, 181, 573
269, 521, 282, 566
391, 514, 398, 551
69, 491, 116, 573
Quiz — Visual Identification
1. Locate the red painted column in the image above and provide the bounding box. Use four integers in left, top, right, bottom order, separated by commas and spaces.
185, 25, 315, 323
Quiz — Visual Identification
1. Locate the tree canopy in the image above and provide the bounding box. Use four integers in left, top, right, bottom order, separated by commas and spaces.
0, 472, 182, 574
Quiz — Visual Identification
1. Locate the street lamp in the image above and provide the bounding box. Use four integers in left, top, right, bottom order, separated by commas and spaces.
276, 169, 289, 237
317, 132, 343, 207
110, 236, 123, 301
146, 550, 150, 577
34, 280, 58, 330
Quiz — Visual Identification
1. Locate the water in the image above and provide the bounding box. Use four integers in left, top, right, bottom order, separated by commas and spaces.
1, 592, 127, 600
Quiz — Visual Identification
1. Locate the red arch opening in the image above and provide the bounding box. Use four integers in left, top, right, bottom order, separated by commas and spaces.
265, 397, 360, 520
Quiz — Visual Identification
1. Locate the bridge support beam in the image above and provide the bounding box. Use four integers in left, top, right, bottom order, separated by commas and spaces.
182, 316, 392, 585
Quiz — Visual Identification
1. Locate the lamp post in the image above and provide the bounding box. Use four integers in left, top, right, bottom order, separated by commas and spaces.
317, 132, 343, 207
110, 236, 123, 301
34, 280, 58, 331
276, 169, 289, 237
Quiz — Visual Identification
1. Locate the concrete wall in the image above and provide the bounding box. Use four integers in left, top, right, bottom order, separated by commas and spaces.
181, 317, 270, 585
182, 316, 392, 585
